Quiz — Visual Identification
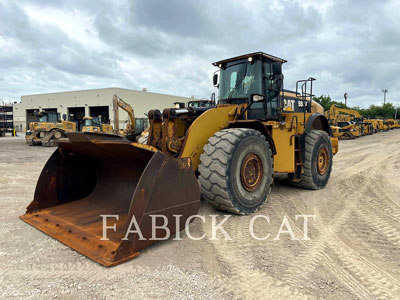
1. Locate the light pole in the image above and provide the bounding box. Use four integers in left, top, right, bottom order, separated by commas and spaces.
382, 89, 388, 105
344, 92, 348, 107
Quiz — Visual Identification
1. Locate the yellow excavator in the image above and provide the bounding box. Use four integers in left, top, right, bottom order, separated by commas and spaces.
20, 52, 338, 266
25, 111, 76, 146
112, 94, 149, 141
325, 104, 373, 138
82, 116, 113, 133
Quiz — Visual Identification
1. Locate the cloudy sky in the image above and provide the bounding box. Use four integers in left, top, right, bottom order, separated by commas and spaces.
1, 0, 399, 108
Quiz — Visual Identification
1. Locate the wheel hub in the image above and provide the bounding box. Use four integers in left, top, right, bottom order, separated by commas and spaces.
317, 147, 329, 175
240, 153, 263, 192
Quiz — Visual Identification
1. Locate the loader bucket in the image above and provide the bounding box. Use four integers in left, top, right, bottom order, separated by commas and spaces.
20, 132, 201, 267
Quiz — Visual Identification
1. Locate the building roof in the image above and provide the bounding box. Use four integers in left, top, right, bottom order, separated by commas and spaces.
20, 87, 193, 100
212, 52, 287, 66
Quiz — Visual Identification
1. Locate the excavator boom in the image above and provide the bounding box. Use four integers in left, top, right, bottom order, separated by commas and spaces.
113, 94, 135, 134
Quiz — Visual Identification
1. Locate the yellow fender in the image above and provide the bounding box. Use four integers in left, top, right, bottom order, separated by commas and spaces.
179, 105, 237, 170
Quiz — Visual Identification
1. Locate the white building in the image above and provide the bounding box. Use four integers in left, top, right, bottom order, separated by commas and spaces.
13, 87, 195, 131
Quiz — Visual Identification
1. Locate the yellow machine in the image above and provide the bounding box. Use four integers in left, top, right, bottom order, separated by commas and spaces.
325, 104, 373, 138
82, 116, 113, 133
330, 125, 344, 138
21, 52, 338, 266
113, 94, 149, 141
25, 111, 76, 146
364, 119, 388, 132
335, 121, 361, 139
385, 119, 398, 129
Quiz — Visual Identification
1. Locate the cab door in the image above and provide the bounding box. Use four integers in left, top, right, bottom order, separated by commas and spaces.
263, 61, 281, 119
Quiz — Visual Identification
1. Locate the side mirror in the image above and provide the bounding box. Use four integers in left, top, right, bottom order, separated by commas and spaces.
250, 94, 265, 103
213, 72, 219, 86
272, 62, 282, 75
62, 114, 67, 121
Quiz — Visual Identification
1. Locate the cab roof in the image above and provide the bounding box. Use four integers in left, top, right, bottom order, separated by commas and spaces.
212, 52, 287, 66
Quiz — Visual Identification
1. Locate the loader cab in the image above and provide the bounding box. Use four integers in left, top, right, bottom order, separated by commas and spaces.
213, 52, 287, 121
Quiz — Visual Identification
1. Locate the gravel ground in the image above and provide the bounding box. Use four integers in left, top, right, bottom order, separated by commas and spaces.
0, 131, 399, 299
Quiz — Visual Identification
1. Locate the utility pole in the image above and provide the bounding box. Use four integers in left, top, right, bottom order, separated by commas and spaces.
382, 89, 388, 105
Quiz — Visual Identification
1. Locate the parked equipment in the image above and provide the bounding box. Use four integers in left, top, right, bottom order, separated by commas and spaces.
384, 119, 398, 130
325, 105, 374, 138
112, 94, 148, 141
25, 111, 76, 146
336, 121, 361, 139
20, 52, 338, 266
82, 116, 113, 134
364, 119, 389, 132
330, 125, 344, 138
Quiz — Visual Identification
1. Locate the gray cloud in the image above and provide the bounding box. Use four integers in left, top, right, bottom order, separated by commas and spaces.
0, 0, 399, 107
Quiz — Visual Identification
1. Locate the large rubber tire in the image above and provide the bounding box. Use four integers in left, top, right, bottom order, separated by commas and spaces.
198, 128, 273, 215
291, 130, 333, 190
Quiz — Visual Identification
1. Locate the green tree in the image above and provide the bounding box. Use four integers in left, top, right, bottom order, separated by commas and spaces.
360, 103, 398, 119
313, 95, 331, 111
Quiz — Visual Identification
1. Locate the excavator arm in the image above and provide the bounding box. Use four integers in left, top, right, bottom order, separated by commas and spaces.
331, 104, 361, 118
113, 94, 135, 134
327, 104, 363, 125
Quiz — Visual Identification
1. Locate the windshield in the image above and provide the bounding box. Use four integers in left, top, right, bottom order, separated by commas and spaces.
338, 122, 349, 127
39, 112, 59, 123
84, 118, 100, 127
84, 119, 92, 126
218, 61, 262, 100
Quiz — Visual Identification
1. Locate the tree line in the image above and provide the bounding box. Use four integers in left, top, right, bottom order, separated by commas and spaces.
313, 95, 399, 119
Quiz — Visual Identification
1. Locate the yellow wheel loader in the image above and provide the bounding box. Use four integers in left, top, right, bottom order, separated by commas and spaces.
20, 52, 338, 266
25, 111, 77, 146
82, 116, 113, 134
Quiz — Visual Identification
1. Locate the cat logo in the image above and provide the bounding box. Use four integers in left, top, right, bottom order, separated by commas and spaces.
284, 99, 295, 111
